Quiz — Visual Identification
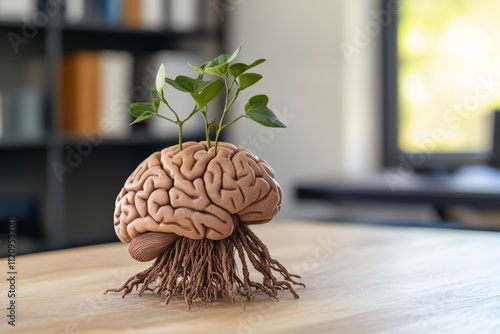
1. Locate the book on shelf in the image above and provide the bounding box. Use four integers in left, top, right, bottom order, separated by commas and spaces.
65, 0, 104, 24
139, 0, 165, 30
99, 51, 134, 139
117, 0, 167, 28
59, 50, 133, 139
59, 51, 100, 136
0, 0, 36, 21
64, 0, 85, 24
0, 55, 45, 140
0, 92, 3, 138
62, 0, 203, 31
123, 0, 140, 27
169, 0, 200, 32
135, 50, 207, 139
1, 86, 44, 140
102, 0, 123, 24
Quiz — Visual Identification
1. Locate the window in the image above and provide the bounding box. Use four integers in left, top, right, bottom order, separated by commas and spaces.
382, 0, 500, 170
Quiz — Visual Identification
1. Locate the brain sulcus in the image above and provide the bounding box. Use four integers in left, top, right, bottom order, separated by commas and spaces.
114, 141, 282, 244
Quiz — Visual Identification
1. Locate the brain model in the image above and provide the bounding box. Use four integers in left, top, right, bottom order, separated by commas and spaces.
105, 48, 303, 308
107, 142, 302, 308
114, 141, 282, 262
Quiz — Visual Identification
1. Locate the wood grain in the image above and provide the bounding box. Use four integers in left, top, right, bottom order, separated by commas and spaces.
1, 221, 500, 333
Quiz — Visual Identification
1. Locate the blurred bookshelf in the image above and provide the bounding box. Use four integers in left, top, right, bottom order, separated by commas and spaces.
0, 0, 225, 254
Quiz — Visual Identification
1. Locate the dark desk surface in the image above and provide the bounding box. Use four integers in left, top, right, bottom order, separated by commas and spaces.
297, 166, 500, 209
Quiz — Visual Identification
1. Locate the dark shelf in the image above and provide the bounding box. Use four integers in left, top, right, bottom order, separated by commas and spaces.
0, 21, 44, 30
56, 131, 205, 147
62, 25, 218, 53
0, 137, 48, 150
62, 22, 218, 37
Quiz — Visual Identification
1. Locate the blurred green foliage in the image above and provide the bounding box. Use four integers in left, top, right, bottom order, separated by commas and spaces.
398, 0, 500, 153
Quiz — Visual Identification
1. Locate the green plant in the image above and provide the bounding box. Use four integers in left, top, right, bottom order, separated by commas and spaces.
128, 47, 286, 152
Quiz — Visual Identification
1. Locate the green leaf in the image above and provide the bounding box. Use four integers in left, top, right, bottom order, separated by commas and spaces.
151, 90, 162, 100
190, 80, 224, 109
229, 59, 266, 78
204, 47, 241, 78
244, 95, 286, 128
244, 94, 268, 110
129, 102, 156, 117
205, 63, 230, 78
236, 73, 262, 90
205, 47, 241, 68
155, 64, 166, 94
166, 75, 213, 93
245, 108, 286, 128
129, 102, 156, 124
165, 78, 182, 91
228, 63, 248, 78
247, 58, 266, 70
188, 63, 204, 79
130, 112, 155, 125
153, 99, 160, 111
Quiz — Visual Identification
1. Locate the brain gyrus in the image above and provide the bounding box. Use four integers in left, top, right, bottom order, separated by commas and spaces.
114, 141, 282, 243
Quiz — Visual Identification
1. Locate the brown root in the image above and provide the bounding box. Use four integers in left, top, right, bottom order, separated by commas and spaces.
105, 224, 304, 309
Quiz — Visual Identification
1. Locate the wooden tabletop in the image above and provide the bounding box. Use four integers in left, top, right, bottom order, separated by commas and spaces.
1, 220, 500, 334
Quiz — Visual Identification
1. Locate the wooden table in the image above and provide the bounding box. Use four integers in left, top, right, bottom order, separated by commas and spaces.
1, 221, 500, 333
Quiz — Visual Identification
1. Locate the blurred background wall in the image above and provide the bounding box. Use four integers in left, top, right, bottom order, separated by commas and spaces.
226, 0, 380, 219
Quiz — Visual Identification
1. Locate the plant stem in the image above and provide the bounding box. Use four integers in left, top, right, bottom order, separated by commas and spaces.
178, 123, 183, 151
156, 114, 175, 123
198, 108, 211, 148
160, 96, 181, 123
205, 129, 211, 148
214, 115, 245, 153
214, 85, 240, 154
159, 96, 197, 150
182, 106, 199, 124
220, 115, 245, 132
214, 131, 220, 153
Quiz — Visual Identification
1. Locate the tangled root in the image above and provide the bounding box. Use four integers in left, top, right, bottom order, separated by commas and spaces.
105, 224, 304, 309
